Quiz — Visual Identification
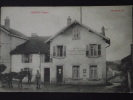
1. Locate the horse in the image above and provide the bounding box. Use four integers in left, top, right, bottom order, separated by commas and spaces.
0, 72, 27, 88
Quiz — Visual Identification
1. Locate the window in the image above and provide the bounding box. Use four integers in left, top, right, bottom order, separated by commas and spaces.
72, 27, 80, 40
90, 44, 97, 56
57, 46, 63, 57
45, 54, 50, 62
41, 54, 50, 63
89, 65, 98, 79
22, 54, 32, 63
23, 68, 32, 76
53, 45, 66, 57
86, 44, 101, 57
72, 66, 80, 79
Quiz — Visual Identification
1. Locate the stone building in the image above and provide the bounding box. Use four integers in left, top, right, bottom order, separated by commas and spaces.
0, 17, 28, 73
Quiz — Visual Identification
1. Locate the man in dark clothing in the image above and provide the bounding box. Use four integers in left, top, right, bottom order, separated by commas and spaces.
28, 71, 32, 83
18, 69, 24, 87
7, 73, 13, 88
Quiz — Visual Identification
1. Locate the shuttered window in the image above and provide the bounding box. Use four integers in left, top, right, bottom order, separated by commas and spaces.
53, 45, 66, 57
72, 27, 80, 40
86, 44, 101, 57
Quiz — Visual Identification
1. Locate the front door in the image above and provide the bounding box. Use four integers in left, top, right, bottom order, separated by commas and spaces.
57, 66, 63, 83
44, 68, 50, 83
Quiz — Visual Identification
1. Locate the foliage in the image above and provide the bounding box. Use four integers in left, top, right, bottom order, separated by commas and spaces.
0, 64, 7, 73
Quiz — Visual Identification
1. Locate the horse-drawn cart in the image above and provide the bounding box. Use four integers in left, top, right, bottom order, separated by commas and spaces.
0, 64, 27, 88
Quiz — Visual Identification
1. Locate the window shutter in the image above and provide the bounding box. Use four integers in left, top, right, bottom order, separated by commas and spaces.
22, 54, 24, 63
63, 46, 66, 56
41, 54, 44, 63
78, 29, 80, 38
98, 44, 101, 56
86, 45, 89, 56
29, 54, 32, 63
53, 46, 55, 57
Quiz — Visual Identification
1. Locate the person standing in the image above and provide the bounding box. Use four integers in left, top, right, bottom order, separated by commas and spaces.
35, 70, 41, 89
7, 73, 13, 88
18, 69, 24, 87
28, 71, 32, 83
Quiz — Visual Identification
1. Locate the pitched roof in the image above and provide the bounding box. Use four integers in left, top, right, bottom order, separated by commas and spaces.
45, 20, 110, 44
0, 25, 28, 40
10, 36, 51, 54
121, 55, 132, 63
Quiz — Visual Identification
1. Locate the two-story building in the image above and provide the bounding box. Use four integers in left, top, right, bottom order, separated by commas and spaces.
45, 17, 110, 85
10, 34, 51, 82
11, 17, 110, 85
0, 17, 28, 73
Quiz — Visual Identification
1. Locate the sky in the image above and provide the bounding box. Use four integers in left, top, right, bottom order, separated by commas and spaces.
1, 6, 132, 61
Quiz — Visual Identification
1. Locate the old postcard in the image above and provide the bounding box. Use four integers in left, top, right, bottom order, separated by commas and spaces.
0, 6, 132, 92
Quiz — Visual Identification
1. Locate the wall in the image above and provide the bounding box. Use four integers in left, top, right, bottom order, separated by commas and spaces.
11, 54, 52, 83
50, 24, 107, 84
0, 29, 27, 73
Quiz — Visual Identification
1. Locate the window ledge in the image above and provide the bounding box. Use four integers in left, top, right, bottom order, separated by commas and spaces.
41, 62, 51, 63
87, 78, 101, 81
87, 56, 101, 58
53, 56, 66, 59
70, 78, 83, 80
72, 38, 80, 40
22, 62, 32, 63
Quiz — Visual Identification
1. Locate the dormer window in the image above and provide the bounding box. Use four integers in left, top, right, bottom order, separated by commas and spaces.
72, 27, 80, 40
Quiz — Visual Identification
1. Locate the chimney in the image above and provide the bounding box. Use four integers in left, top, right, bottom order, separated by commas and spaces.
101, 26, 105, 36
67, 16, 71, 25
31, 33, 38, 38
5, 17, 10, 30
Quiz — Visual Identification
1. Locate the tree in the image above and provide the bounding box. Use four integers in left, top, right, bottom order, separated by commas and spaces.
0, 64, 7, 73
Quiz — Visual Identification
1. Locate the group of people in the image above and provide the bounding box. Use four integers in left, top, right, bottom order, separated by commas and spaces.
6, 69, 41, 89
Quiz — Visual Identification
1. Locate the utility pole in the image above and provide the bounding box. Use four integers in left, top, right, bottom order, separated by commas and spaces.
39, 51, 41, 73
80, 6, 82, 23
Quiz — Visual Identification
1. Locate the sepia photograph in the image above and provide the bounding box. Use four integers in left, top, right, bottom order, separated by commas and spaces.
0, 6, 132, 92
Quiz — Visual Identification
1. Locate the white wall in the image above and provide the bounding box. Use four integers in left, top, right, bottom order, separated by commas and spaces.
11, 54, 52, 82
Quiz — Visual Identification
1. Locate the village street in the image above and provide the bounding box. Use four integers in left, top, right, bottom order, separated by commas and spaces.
0, 82, 123, 93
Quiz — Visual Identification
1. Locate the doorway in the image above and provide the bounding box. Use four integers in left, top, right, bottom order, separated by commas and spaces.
44, 68, 50, 83
57, 66, 63, 83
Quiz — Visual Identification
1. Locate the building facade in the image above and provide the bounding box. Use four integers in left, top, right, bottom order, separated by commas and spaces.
11, 18, 110, 85
0, 17, 28, 73
11, 35, 51, 82
46, 19, 110, 85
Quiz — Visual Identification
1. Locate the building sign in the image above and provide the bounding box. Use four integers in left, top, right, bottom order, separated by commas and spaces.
67, 47, 85, 55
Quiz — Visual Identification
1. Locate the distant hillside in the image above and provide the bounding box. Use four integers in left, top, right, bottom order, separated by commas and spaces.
106, 61, 122, 71
113, 60, 121, 65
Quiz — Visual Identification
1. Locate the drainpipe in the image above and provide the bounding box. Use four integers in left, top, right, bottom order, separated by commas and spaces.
10, 36, 12, 72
